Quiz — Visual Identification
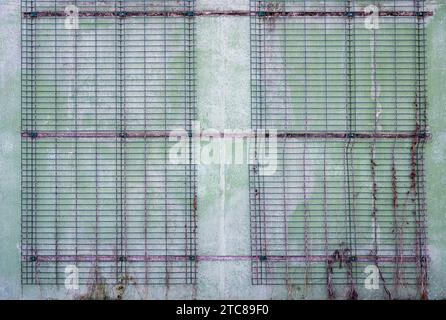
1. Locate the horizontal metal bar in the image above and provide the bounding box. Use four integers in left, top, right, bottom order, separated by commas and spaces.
23, 10, 434, 18
21, 130, 430, 140
24, 254, 422, 263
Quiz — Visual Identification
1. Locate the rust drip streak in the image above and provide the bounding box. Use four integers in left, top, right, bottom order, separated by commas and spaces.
23, 10, 434, 18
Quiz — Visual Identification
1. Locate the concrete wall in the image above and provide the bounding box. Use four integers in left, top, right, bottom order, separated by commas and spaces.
0, 0, 445, 299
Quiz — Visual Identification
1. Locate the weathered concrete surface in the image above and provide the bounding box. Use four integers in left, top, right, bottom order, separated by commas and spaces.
0, 0, 445, 299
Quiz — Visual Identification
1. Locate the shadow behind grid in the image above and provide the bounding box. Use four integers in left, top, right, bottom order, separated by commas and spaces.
21, 0, 197, 285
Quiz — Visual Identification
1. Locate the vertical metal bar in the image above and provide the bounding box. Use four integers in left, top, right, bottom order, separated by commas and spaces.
302, 0, 310, 288
281, 0, 290, 289
73, 0, 79, 278
53, 0, 59, 285
94, 0, 99, 283
322, 0, 333, 299
143, 0, 149, 286
414, 0, 429, 299
163, 0, 169, 286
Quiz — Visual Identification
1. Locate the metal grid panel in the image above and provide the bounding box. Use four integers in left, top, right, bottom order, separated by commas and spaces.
21, 0, 196, 285
250, 0, 428, 299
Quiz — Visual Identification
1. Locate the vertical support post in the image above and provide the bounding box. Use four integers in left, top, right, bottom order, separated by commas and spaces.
414, 0, 429, 299
115, 0, 127, 284
344, 0, 358, 299
21, 0, 38, 284
185, 0, 197, 285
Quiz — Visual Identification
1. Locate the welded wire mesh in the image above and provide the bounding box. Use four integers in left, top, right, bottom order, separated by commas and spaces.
250, 0, 428, 299
21, 0, 196, 285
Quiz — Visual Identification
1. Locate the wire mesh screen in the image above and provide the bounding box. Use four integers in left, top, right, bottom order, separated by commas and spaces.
21, 0, 197, 285
250, 0, 429, 299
